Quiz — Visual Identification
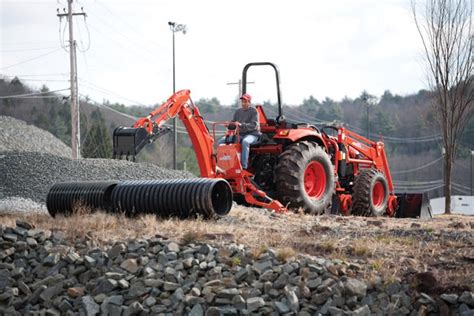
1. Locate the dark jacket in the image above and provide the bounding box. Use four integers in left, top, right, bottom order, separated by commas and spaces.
232, 107, 261, 136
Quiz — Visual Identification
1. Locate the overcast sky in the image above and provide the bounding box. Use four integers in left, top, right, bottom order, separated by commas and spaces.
1, 0, 427, 106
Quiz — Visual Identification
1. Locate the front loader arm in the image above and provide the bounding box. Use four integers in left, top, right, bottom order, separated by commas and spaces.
337, 128, 394, 193
113, 90, 217, 178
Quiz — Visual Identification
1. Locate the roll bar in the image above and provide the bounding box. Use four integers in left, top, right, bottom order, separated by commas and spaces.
242, 62, 283, 121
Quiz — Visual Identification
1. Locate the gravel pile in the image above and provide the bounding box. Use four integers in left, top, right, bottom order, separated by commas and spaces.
0, 197, 47, 214
0, 220, 473, 315
0, 116, 72, 158
0, 152, 193, 204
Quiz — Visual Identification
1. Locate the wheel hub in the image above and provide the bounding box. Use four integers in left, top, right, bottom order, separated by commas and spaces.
304, 161, 326, 198
372, 181, 385, 207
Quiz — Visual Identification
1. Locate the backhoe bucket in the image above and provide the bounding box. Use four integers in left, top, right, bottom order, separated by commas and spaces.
396, 193, 432, 219
113, 127, 149, 159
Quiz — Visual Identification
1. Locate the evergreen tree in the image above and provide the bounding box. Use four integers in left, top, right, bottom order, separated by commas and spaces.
82, 109, 112, 158
196, 97, 220, 114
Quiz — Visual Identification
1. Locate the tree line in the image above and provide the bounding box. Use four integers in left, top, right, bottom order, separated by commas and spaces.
1, 76, 473, 177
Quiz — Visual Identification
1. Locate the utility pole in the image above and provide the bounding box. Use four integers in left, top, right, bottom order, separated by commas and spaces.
57, 1, 86, 159
227, 79, 254, 105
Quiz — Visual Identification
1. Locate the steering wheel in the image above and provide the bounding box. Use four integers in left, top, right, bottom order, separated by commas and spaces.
321, 125, 338, 138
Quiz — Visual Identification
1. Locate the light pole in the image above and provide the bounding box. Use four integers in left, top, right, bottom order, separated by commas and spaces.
168, 21, 187, 170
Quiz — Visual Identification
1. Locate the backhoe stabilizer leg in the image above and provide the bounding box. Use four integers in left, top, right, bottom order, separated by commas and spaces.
243, 192, 287, 213
242, 181, 287, 213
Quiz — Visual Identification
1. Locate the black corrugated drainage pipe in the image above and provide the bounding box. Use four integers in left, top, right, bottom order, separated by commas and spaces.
110, 178, 233, 219
46, 178, 233, 219
46, 181, 119, 217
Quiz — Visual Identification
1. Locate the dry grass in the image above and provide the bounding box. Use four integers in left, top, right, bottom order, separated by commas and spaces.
250, 245, 269, 260
0, 207, 472, 291
276, 247, 296, 262
350, 241, 372, 257
318, 240, 337, 253
180, 230, 203, 246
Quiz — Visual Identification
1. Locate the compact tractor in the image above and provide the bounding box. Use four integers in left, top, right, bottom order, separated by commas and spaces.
47, 62, 430, 218
111, 62, 415, 217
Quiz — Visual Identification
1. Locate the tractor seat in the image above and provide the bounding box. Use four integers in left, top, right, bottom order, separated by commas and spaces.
249, 134, 265, 148
249, 141, 262, 148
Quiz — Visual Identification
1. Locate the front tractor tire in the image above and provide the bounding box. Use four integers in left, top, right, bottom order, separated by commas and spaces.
275, 141, 335, 214
352, 169, 389, 216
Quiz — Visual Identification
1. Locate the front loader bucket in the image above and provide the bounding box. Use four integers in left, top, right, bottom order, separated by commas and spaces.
113, 127, 149, 159
396, 193, 432, 219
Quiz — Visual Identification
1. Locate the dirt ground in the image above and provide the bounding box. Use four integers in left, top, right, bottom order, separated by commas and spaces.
1, 206, 472, 294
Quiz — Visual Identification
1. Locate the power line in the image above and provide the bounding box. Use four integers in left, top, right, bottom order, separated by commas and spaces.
59, 16, 70, 52
0, 48, 63, 71
84, 21, 163, 69
1, 73, 69, 77
79, 80, 218, 126
81, 93, 225, 136
3, 78, 70, 83
0, 88, 69, 99
79, 79, 149, 106
394, 179, 444, 185
94, 0, 166, 51
1, 73, 69, 83
391, 156, 443, 174
451, 185, 470, 195
395, 184, 445, 193
86, 10, 159, 59
0, 46, 61, 53
284, 106, 330, 124
383, 133, 442, 140
3, 96, 67, 100
76, 13, 91, 53
1, 40, 59, 46
344, 123, 442, 143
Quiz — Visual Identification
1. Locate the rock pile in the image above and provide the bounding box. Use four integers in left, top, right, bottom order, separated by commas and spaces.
1, 220, 473, 315
0, 116, 72, 158
0, 115, 193, 210
0, 152, 192, 204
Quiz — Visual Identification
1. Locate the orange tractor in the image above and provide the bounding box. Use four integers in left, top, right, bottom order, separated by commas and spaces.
112, 62, 417, 217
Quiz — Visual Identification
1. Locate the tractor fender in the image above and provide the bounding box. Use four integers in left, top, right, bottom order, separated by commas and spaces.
274, 129, 328, 150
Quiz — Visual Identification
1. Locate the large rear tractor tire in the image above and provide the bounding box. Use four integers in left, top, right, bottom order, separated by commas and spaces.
352, 169, 389, 216
275, 141, 335, 214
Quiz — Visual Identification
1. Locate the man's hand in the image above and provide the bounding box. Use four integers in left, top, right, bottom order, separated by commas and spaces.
228, 121, 241, 130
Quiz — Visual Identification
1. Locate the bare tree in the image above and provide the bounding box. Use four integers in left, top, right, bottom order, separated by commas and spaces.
412, 0, 473, 214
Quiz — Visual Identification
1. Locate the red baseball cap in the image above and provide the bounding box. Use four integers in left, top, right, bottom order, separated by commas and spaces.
240, 93, 251, 102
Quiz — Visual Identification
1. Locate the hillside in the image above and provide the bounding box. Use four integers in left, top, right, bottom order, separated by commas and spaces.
0, 77, 473, 316
1, 76, 473, 197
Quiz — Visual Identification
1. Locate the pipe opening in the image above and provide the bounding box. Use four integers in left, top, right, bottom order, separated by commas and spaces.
210, 180, 233, 216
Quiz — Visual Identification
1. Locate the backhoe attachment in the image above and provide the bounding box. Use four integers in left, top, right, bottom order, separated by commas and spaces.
113, 126, 170, 159
112, 89, 190, 160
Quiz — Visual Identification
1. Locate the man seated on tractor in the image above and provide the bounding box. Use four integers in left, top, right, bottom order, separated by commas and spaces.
220, 93, 261, 169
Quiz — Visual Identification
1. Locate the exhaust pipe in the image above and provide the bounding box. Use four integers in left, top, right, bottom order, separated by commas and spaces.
46, 178, 233, 219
